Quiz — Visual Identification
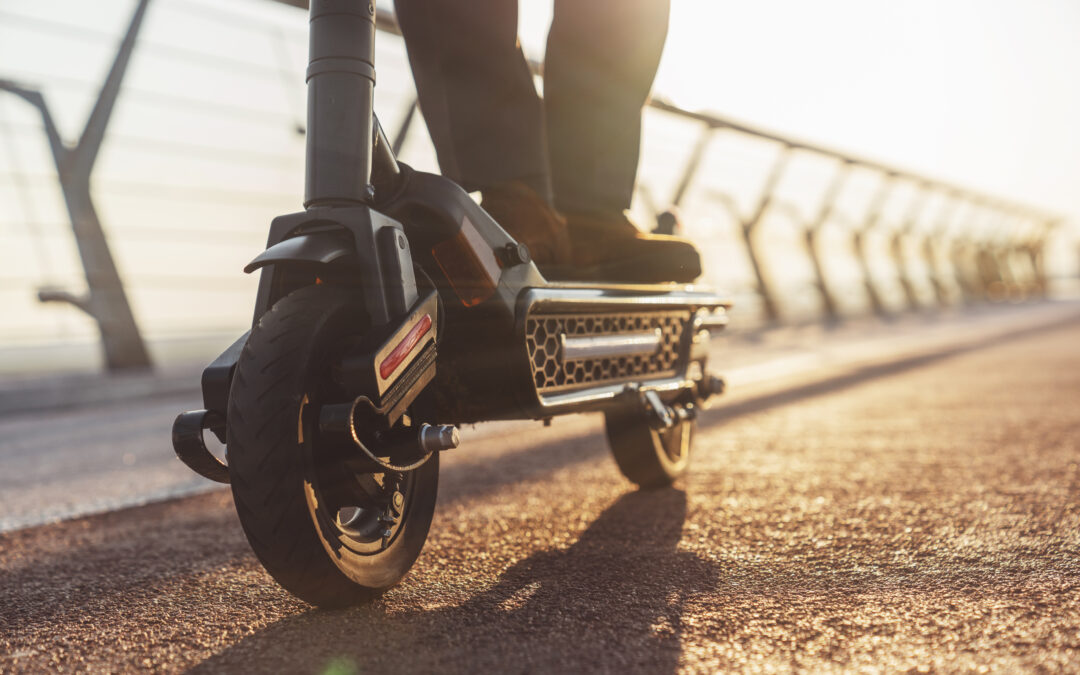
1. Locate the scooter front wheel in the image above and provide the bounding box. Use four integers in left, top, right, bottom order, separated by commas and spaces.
226, 285, 438, 607
604, 406, 694, 488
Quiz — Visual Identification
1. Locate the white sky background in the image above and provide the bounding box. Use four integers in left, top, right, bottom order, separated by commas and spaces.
3, 0, 1075, 215
0, 0, 1077, 367
524, 0, 1080, 221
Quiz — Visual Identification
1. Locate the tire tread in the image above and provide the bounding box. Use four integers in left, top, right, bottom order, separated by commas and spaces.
227, 286, 375, 607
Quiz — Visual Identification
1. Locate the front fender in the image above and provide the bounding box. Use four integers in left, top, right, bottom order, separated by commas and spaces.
247, 207, 420, 329
243, 229, 354, 274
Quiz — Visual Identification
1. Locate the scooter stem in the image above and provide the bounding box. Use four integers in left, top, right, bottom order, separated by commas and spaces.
305, 0, 377, 207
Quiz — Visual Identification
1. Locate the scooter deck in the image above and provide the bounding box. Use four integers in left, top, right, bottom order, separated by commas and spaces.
516, 282, 730, 417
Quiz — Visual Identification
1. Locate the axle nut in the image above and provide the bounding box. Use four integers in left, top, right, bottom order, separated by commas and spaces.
418, 424, 460, 452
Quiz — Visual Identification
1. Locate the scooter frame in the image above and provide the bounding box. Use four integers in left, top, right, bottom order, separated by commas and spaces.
174, 0, 729, 490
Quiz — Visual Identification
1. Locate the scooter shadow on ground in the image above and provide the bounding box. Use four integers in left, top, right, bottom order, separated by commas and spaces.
191, 488, 724, 674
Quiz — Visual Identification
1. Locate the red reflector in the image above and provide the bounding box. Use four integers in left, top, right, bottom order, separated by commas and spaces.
379, 314, 433, 380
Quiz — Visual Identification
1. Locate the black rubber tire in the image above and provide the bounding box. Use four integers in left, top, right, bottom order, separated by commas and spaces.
604, 407, 695, 488
226, 285, 438, 608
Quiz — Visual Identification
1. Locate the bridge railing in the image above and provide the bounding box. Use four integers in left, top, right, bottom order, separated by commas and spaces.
0, 0, 1065, 372
368, 4, 1060, 323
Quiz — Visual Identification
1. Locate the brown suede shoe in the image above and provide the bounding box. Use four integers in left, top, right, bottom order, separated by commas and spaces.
563, 211, 702, 284
480, 182, 572, 267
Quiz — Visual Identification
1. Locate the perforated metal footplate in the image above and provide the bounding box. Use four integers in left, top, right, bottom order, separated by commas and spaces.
526, 310, 690, 394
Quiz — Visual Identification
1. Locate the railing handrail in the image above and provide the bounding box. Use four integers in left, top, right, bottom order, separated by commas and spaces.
1, 0, 1062, 356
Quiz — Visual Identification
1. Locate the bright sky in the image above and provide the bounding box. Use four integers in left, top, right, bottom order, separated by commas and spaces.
521, 0, 1080, 221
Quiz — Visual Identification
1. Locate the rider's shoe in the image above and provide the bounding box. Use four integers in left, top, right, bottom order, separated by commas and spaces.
480, 184, 701, 284
563, 211, 702, 284
480, 182, 572, 266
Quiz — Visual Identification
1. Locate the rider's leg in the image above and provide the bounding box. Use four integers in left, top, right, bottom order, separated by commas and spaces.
396, 0, 698, 281
395, 0, 570, 264
545, 0, 701, 283
394, 0, 547, 197
545, 0, 668, 216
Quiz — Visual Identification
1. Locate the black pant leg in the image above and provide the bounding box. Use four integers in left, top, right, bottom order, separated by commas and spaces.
394, 0, 551, 198
545, 0, 670, 215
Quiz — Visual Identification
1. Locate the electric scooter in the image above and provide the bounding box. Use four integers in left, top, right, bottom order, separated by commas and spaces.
172, 0, 730, 608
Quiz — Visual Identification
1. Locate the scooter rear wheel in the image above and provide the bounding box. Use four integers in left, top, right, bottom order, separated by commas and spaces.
604, 406, 694, 488
226, 285, 438, 607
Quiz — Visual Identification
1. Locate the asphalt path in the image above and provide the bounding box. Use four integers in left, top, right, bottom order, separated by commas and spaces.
2, 302, 1075, 534
2, 315, 1079, 672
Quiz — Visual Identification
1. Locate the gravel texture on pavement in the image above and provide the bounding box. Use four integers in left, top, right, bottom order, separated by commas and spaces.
1, 319, 1078, 673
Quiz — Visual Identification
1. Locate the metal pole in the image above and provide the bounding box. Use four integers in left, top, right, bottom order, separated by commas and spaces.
992, 212, 1024, 299
0, 0, 153, 371
304, 0, 377, 207
1028, 218, 1058, 298
740, 146, 791, 323
1007, 215, 1037, 297
890, 184, 928, 311
958, 204, 996, 301
852, 175, 894, 316
804, 162, 850, 321
391, 99, 418, 156
670, 126, 715, 208
923, 196, 960, 306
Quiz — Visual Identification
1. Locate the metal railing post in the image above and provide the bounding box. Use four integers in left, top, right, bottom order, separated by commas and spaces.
962, 205, 995, 300
1028, 218, 1058, 297
391, 99, 419, 156
852, 175, 894, 316
740, 146, 792, 322
890, 183, 928, 311
1010, 215, 1038, 297
803, 162, 850, 321
0, 0, 153, 371
669, 126, 716, 209
994, 213, 1024, 299
922, 196, 960, 306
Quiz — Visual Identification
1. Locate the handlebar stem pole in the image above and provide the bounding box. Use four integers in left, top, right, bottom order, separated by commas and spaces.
305, 0, 377, 207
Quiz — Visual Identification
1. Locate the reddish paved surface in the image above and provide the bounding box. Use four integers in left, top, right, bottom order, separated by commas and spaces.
2, 319, 1079, 673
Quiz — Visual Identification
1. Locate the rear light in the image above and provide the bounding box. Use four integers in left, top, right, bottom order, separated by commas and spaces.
379, 313, 433, 380
431, 218, 500, 307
